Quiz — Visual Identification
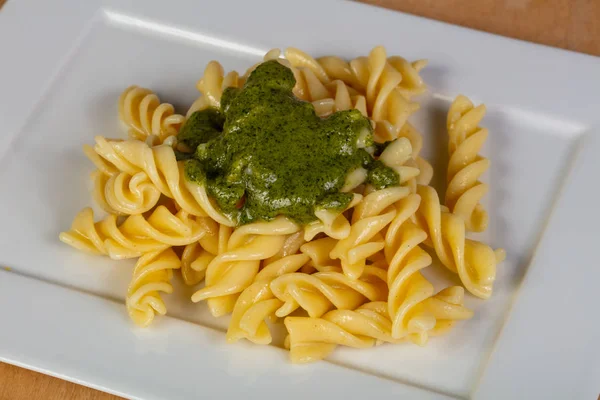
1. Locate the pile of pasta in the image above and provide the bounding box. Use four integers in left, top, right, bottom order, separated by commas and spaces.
60, 46, 505, 363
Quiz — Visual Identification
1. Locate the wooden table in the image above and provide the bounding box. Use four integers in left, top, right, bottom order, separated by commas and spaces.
1, 1, 598, 399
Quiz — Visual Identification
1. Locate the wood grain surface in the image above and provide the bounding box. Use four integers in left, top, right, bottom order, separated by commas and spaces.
1, 0, 598, 399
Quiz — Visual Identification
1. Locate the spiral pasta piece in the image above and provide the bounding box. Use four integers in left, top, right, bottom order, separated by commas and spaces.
187, 61, 242, 117
312, 80, 368, 118
270, 265, 388, 319
180, 217, 223, 285
314, 47, 422, 129
59, 206, 208, 260
84, 143, 161, 215
384, 193, 435, 340
90, 170, 161, 215
330, 187, 407, 279
378, 137, 421, 192
226, 253, 310, 344
328, 138, 414, 279
419, 286, 474, 338
118, 85, 185, 145
265, 231, 305, 265
288, 47, 432, 184
383, 191, 475, 343
300, 237, 340, 271
284, 287, 472, 363
415, 184, 503, 299
445, 95, 490, 232
191, 217, 300, 317
126, 248, 181, 327
303, 193, 362, 241
284, 302, 398, 363
317, 51, 427, 100
91, 136, 234, 226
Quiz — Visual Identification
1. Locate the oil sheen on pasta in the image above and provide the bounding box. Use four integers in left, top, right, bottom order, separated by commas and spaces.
182, 60, 399, 225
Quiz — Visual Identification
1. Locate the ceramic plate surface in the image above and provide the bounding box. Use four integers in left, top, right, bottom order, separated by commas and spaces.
0, 1, 599, 399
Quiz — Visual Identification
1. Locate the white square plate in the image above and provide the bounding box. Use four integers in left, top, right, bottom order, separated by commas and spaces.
1, 1, 599, 399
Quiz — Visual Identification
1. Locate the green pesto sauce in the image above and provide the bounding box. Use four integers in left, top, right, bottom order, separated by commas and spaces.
181, 60, 399, 225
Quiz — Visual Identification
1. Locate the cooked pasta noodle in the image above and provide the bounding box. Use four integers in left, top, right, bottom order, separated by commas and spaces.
191, 217, 300, 317
284, 302, 398, 363
270, 265, 388, 318
378, 137, 421, 192
126, 248, 181, 327
283, 46, 433, 185
59, 206, 208, 259
300, 237, 340, 270
330, 187, 403, 279
187, 61, 242, 117
415, 184, 503, 299
303, 193, 362, 241
329, 138, 415, 279
91, 136, 234, 225
384, 193, 436, 341
118, 85, 185, 145
60, 45, 506, 364
312, 80, 368, 118
180, 241, 209, 286
446, 95, 490, 232
285, 286, 472, 363
226, 253, 309, 344
265, 231, 305, 264
90, 170, 161, 215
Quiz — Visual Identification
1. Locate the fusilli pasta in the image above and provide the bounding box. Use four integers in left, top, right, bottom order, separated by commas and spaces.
415, 184, 503, 299
90, 170, 160, 216
284, 286, 472, 363
126, 248, 181, 327
91, 136, 234, 225
59, 45, 506, 365
118, 85, 185, 145
446, 95, 490, 232
59, 206, 208, 260
226, 253, 310, 344
270, 265, 388, 318
191, 217, 300, 317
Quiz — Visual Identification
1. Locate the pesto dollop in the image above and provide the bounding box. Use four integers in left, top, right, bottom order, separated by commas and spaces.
182, 60, 399, 225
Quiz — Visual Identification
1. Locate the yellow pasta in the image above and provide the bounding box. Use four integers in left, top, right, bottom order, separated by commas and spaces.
191, 217, 300, 317
329, 187, 402, 279
383, 191, 475, 342
317, 51, 427, 100
285, 286, 472, 363
270, 265, 388, 318
226, 253, 309, 344
118, 85, 185, 145
303, 193, 362, 241
284, 302, 396, 363
299, 237, 340, 270
126, 248, 181, 327
378, 136, 421, 192
384, 193, 436, 341
180, 217, 223, 285
59, 46, 507, 364
311, 80, 368, 118
265, 231, 306, 265
329, 138, 415, 279
91, 136, 234, 225
59, 206, 208, 260
187, 61, 241, 117
419, 286, 474, 338
446, 95, 490, 232
285, 47, 432, 185
415, 184, 504, 299
90, 170, 161, 216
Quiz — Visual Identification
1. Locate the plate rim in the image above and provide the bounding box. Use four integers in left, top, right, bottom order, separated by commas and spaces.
1, 0, 599, 399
